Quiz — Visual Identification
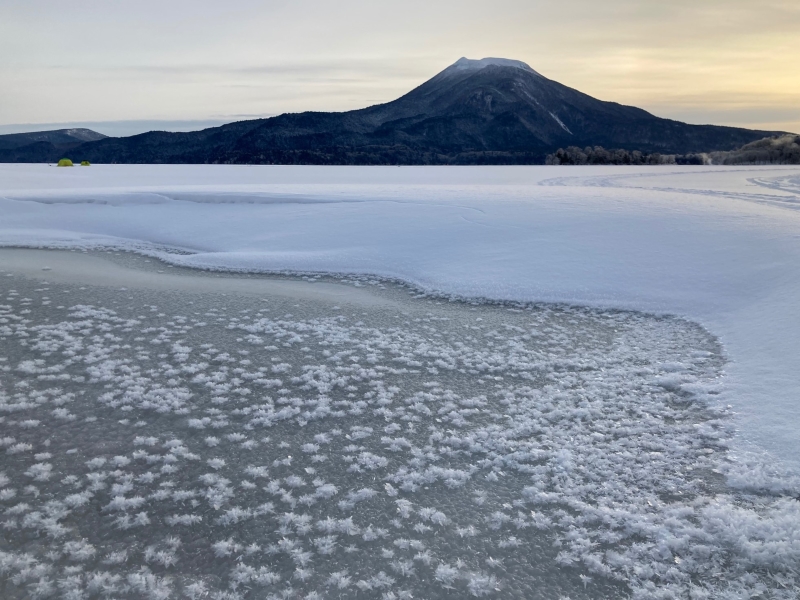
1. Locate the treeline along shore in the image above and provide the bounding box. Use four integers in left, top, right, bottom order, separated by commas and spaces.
547, 134, 800, 166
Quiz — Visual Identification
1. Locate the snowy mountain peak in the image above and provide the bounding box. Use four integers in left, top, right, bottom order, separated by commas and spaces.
449, 57, 540, 76
61, 128, 108, 142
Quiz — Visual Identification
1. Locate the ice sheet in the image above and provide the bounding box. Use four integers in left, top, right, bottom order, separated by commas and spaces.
2, 164, 800, 472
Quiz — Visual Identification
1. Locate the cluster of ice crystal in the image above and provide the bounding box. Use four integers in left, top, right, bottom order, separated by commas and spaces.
0, 272, 798, 599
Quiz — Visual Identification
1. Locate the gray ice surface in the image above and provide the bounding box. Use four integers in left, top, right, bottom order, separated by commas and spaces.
0, 250, 798, 600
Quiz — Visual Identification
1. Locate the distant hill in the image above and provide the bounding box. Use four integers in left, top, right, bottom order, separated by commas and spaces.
0, 128, 106, 151
0, 58, 785, 164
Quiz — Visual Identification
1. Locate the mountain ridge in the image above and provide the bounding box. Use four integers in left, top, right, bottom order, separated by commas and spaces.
0, 128, 107, 152
0, 58, 784, 164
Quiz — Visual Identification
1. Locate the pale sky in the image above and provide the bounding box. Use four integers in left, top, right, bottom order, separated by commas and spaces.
1, 0, 798, 136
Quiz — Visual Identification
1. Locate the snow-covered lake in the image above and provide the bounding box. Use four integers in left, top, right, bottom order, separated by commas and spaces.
1, 164, 800, 598
3, 164, 800, 470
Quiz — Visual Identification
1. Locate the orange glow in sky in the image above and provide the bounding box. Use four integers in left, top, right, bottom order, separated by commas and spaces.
1, 0, 798, 134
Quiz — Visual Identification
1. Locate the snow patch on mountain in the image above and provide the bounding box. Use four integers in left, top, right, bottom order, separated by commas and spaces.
548, 111, 572, 134
450, 57, 541, 76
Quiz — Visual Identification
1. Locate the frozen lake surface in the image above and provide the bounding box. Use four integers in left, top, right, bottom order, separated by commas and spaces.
1, 164, 800, 597
0, 250, 796, 599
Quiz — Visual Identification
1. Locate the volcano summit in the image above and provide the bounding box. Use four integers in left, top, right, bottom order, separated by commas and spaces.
0, 57, 781, 164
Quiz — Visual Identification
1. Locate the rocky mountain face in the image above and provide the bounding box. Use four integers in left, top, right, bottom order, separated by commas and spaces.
0, 58, 782, 164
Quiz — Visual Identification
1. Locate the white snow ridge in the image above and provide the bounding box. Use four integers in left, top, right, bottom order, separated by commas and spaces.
449, 57, 541, 76
1, 164, 800, 598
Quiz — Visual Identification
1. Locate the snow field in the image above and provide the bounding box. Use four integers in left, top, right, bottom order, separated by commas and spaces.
3, 164, 800, 475
0, 271, 798, 599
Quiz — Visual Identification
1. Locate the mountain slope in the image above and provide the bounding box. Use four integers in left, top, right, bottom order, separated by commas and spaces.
0, 128, 106, 151
0, 58, 783, 164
